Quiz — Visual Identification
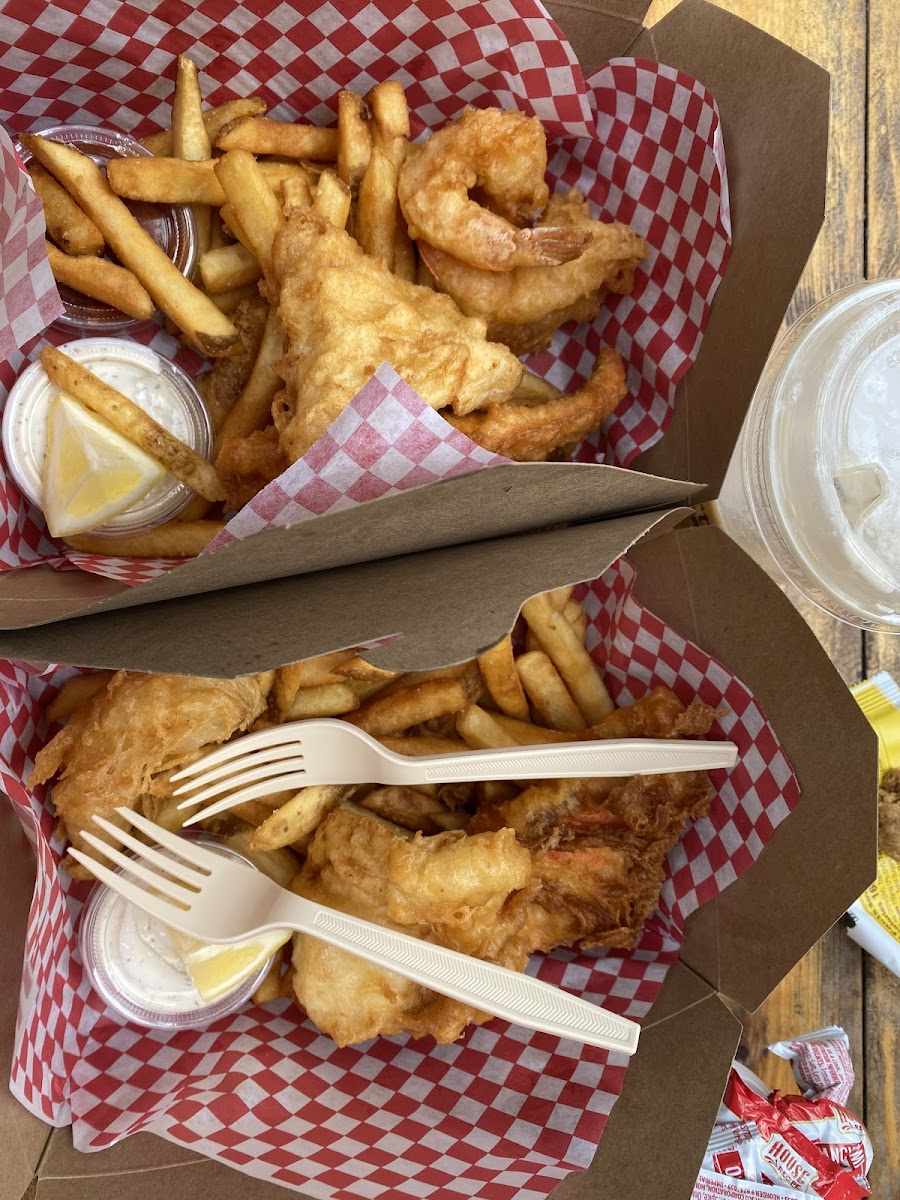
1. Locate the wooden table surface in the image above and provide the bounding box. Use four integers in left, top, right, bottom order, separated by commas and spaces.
645, 1, 900, 1192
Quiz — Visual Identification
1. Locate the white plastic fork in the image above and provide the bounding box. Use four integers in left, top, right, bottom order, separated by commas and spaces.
72, 807, 641, 1055
172, 718, 738, 825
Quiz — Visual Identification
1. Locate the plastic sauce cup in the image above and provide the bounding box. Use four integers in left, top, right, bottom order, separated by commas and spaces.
16, 123, 196, 333
2, 337, 212, 534
715, 280, 900, 633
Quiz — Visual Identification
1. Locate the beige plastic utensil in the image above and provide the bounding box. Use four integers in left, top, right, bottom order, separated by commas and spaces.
171, 717, 739, 824
71, 807, 642, 1055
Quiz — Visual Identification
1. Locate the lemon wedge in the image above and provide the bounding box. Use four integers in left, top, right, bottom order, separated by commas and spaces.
168, 927, 291, 1003
42, 392, 166, 537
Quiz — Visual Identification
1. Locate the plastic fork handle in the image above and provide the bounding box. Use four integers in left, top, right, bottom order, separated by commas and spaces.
389, 737, 738, 783
273, 894, 639, 1055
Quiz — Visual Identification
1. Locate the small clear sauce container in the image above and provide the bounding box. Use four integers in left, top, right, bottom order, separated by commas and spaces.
1, 337, 212, 534
16, 123, 196, 333
78, 835, 276, 1030
715, 280, 900, 633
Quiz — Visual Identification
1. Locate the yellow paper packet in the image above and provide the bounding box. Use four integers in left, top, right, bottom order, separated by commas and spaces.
847, 672, 900, 974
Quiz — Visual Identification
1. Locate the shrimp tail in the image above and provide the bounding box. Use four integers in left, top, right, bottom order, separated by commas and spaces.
508, 225, 592, 267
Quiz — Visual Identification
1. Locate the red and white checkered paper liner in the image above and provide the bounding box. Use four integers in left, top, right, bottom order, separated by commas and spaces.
3, 556, 799, 1200
0, 0, 730, 586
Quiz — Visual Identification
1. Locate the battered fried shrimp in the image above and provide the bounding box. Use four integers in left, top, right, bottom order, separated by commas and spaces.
446, 347, 627, 461
419, 189, 648, 352
398, 108, 591, 270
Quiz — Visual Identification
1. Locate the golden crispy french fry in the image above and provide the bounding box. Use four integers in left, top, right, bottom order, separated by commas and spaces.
312, 168, 351, 230
45, 241, 154, 321
208, 209, 229, 251
547, 586, 574, 611
249, 784, 348, 852
216, 304, 284, 442
174, 494, 212, 522
29, 163, 103, 255
563, 597, 588, 641
107, 157, 313, 206
282, 174, 313, 209
378, 735, 469, 756
64, 519, 224, 558
141, 97, 267, 156
376, 661, 473, 699
367, 81, 410, 165
514, 371, 563, 406
172, 55, 211, 160
286, 683, 359, 720
289, 650, 359, 687
252, 954, 284, 1005
477, 635, 530, 721
334, 657, 396, 683
209, 283, 259, 314
392, 225, 417, 282
141, 792, 188, 833
200, 242, 260, 293
230, 799, 275, 827
41, 347, 225, 502
23, 135, 238, 357
46, 672, 113, 723
203, 296, 268, 432
220, 202, 253, 250
336, 90, 371, 192
360, 785, 446, 833
221, 827, 299, 889
346, 679, 391, 702
273, 663, 304, 718
490, 713, 570, 745
217, 116, 338, 160
521, 593, 613, 723
515, 650, 586, 732
346, 678, 469, 737
214, 149, 284, 286
456, 704, 519, 750
355, 147, 396, 268
430, 811, 469, 831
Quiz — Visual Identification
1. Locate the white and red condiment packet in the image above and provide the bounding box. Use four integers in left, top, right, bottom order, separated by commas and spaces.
694, 1029, 873, 1200
0, 0, 730, 585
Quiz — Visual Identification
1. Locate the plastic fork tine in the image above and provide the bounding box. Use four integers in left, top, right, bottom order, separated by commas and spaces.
170, 724, 304, 782
173, 742, 305, 795
69, 849, 193, 921
180, 773, 311, 825
115, 806, 225, 870
81, 831, 198, 905
174, 756, 307, 809
91, 815, 210, 888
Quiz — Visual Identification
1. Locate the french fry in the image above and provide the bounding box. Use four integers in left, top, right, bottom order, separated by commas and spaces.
208, 209, 229, 251
286, 684, 359, 720
521, 593, 614, 723
203, 296, 268, 433
141, 96, 267, 156
219, 202, 253, 251
41, 346, 226, 502
456, 704, 519, 750
563, 598, 588, 641
214, 149, 285, 286
252, 954, 284, 1006
174, 495, 212, 522
273, 663, 304, 718
346, 679, 391, 702
515, 650, 586, 732
44, 241, 155, 321
547, 586, 574, 611
216, 305, 284, 442
200, 242, 261, 293
23, 135, 238, 357
29, 163, 103, 255
209, 283, 260, 314
64, 519, 225, 558
359, 785, 447, 833
289, 650, 359, 687
312, 168, 351, 230
282, 174, 313, 209
490, 713, 570, 744
230, 799, 275, 827
367, 81, 411, 161
141, 792, 188, 833
355, 147, 396, 268
336, 90, 371, 192
221, 827, 299, 890
249, 784, 348, 852
217, 116, 338, 161
477, 635, 530, 721
379, 735, 469, 756
172, 54, 213, 259
334, 657, 396, 683
46, 672, 113, 723
514, 371, 563, 406
107, 157, 312, 206
375, 661, 475, 699
392, 225, 417, 282
346, 678, 469, 737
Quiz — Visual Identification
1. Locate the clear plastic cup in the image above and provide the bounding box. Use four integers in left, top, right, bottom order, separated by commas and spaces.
715, 280, 900, 633
16, 123, 196, 333
2, 337, 212, 534
78, 835, 277, 1030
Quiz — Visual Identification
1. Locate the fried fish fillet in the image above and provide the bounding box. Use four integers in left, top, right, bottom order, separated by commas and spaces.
271, 210, 524, 462
30, 671, 270, 878
291, 807, 532, 1046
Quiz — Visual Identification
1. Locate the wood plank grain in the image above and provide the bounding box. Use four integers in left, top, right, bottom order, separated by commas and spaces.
863, 958, 900, 1199
866, 1, 900, 279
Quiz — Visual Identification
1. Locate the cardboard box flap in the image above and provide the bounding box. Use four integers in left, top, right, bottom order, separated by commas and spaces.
0, 508, 688, 676
0, 463, 699, 631
628, 524, 878, 1011
546, 0, 651, 71
628, 0, 829, 499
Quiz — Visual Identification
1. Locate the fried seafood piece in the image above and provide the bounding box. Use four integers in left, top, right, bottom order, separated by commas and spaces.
469, 686, 718, 951
446, 347, 627, 460
30, 671, 270, 878
291, 807, 532, 1045
419, 189, 648, 352
216, 425, 288, 508
398, 107, 591, 271
271, 210, 524, 461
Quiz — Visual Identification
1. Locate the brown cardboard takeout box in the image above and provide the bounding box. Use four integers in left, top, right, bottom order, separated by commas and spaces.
0, 2, 878, 1200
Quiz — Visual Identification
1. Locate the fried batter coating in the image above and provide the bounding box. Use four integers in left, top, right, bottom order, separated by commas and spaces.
30, 671, 270, 878
271, 210, 524, 461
